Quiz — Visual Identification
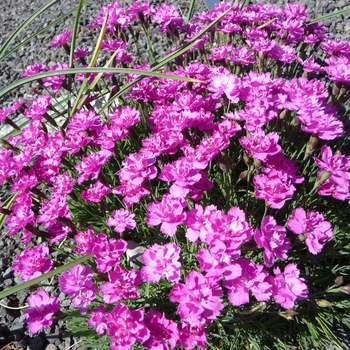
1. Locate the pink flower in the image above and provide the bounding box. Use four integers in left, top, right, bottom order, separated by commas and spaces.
314, 145, 350, 199
68, 110, 102, 132
142, 309, 179, 350
177, 323, 207, 350
99, 266, 141, 304
255, 216, 291, 267
58, 265, 97, 314
254, 169, 296, 209
91, 234, 127, 272
75, 149, 112, 184
22, 63, 46, 78
81, 181, 111, 203
287, 208, 333, 254
240, 128, 281, 162
153, 4, 183, 33
141, 243, 181, 283
223, 258, 272, 306
146, 194, 187, 237
74, 226, 95, 255
169, 270, 223, 327
43, 62, 68, 93
271, 263, 308, 309
88, 304, 150, 349
24, 289, 60, 333
51, 29, 71, 47
106, 208, 136, 233
12, 245, 53, 282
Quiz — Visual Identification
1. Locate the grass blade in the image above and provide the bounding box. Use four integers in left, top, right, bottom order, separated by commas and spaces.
69, 0, 85, 69
0, 0, 91, 62
186, 0, 197, 22
0, 192, 18, 229
0, 68, 204, 100
0, 253, 92, 300
0, 0, 59, 59
70, 9, 109, 116
307, 7, 350, 25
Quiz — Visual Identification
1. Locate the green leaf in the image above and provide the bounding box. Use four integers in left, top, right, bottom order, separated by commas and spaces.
0, 253, 92, 300
186, 0, 197, 22
0, 0, 60, 59
307, 7, 350, 25
0, 68, 204, 100
0, 192, 18, 229
0, 0, 91, 62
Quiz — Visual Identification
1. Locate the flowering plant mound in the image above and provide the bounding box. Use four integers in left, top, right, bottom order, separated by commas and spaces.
1, 0, 350, 349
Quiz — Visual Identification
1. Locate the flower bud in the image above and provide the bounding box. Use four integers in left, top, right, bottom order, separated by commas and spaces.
316, 299, 334, 307
340, 285, 350, 294
334, 276, 344, 286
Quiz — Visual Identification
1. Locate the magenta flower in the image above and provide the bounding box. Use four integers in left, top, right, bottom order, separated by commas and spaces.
177, 323, 207, 350
51, 29, 71, 48
74, 226, 95, 255
91, 234, 127, 272
153, 4, 183, 33
12, 245, 53, 282
58, 265, 97, 314
254, 169, 296, 209
146, 193, 187, 236
271, 263, 308, 309
22, 62, 46, 78
42, 62, 68, 93
68, 110, 102, 132
24, 289, 60, 334
223, 258, 272, 306
141, 243, 181, 283
287, 208, 333, 254
99, 266, 141, 304
314, 145, 350, 200
75, 149, 112, 184
142, 309, 179, 350
106, 208, 136, 233
169, 270, 223, 327
255, 216, 291, 267
240, 128, 281, 162
81, 181, 111, 203
88, 303, 150, 349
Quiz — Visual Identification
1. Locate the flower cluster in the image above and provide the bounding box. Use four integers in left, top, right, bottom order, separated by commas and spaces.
1, 0, 349, 349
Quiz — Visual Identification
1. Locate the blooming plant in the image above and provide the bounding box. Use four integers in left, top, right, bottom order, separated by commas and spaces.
0, 0, 350, 349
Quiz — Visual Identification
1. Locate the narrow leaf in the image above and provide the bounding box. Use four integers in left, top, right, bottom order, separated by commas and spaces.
0, 254, 92, 300
0, 0, 59, 59
0, 68, 204, 100
307, 7, 350, 25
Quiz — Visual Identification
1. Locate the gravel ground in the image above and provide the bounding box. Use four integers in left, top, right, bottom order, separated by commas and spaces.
0, 0, 349, 349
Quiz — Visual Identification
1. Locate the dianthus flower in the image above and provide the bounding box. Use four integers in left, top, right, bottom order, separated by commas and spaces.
314, 145, 350, 200
24, 95, 52, 121
169, 270, 223, 327
24, 289, 60, 334
141, 243, 181, 283
75, 149, 112, 184
142, 309, 179, 350
270, 263, 308, 309
255, 215, 291, 267
68, 110, 102, 132
287, 208, 333, 254
12, 245, 53, 282
52, 172, 76, 195
99, 266, 141, 304
81, 181, 111, 203
42, 62, 68, 93
74, 226, 95, 255
254, 169, 296, 209
106, 208, 136, 233
91, 233, 127, 272
153, 4, 183, 33
146, 193, 187, 236
223, 258, 272, 306
58, 264, 97, 314
51, 29, 71, 48
22, 62, 46, 78
240, 128, 281, 162
177, 323, 207, 350
88, 303, 150, 349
